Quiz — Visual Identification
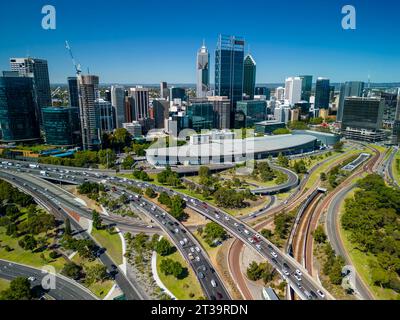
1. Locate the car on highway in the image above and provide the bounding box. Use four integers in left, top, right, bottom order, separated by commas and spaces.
317, 290, 325, 298
179, 240, 185, 246
282, 268, 290, 276
188, 253, 194, 261
174, 228, 179, 233
195, 246, 200, 253
248, 237, 254, 243
211, 279, 217, 288
28, 276, 36, 282
198, 272, 204, 279
190, 247, 195, 253
255, 244, 261, 251
295, 269, 302, 276
271, 251, 278, 258
294, 274, 302, 282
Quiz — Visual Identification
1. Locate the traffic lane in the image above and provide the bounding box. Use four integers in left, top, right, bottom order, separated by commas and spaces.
0, 173, 144, 300
0, 260, 95, 300
129, 199, 230, 300
98, 172, 327, 299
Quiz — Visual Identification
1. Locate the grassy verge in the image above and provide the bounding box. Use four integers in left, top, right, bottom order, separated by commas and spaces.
338, 189, 399, 300
0, 226, 66, 272
91, 228, 123, 266
392, 150, 400, 186
156, 250, 204, 300
0, 278, 10, 292
71, 254, 114, 299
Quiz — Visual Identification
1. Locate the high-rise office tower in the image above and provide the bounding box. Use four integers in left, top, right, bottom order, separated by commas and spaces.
342, 97, 384, 130
299, 75, 312, 102
236, 100, 266, 127
187, 100, 214, 131
196, 42, 210, 98
160, 82, 169, 100
284, 77, 302, 105
381, 92, 398, 126
151, 99, 169, 129
170, 87, 187, 102
337, 81, 365, 122
243, 54, 256, 99
275, 87, 285, 101
314, 78, 331, 109
111, 85, 126, 128
67, 77, 79, 108
0, 73, 41, 142
130, 86, 150, 120
207, 96, 231, 129
78, 75, 101, 150
215, 34, 245, 109
10, 58, 52, 124
96, 99, 115, 133
255, 87, 271, 100
392, 89, 400, 144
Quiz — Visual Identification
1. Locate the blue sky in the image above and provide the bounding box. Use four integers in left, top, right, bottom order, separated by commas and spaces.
1, 0, 399, 84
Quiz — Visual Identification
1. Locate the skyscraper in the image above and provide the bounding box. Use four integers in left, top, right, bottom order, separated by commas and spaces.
299, 75, 312, 102
314, 78, 330, 109
0, 74, 41, 142
130, 86, 150, 120
207, 96, 231, 129
275, 87, 285, 101
111, 85, 126, 128
170, 87, 187, 102
284, 77, 302, 105
67, 77, 79, 108
187, 100, 214, 131
10, 58, 52, 124
337, 81, 365, 122
341, 97, 385, 141
97, 99, 115, 133
243, 54, 256, 99
215, 34, 245, 109
78, 75, 101, 150
196, 42, 210, 98
160, 82, 169, 100
151, 99, 169, 129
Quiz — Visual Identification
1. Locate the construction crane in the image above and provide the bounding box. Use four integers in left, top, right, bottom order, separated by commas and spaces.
65, 41, 82, 76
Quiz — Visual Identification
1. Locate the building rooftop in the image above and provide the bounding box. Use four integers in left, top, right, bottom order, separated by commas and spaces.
146, 134, 317, 158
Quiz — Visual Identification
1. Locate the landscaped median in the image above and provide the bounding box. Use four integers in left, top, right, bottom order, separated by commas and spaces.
91, 227, 123, 266
155, 250, 203, 300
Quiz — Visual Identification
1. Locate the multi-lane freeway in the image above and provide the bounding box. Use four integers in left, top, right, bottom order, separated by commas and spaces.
0, 165, 230, 300
0, 159, 330, 300
0, 259, 97, 300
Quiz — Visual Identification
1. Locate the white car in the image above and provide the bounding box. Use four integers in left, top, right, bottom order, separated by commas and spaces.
183, 238, 188, 244
224, 216, 230, 221
211, 279, 217, 288
234, 222, 239, 227
317, 290, 325, 298
190, 247, 195, 253
195, 256, 200, 262
255, 244, 261, 250
248, 237, 254, 243
295, 269, 302, 277
271, 251, 278, 258
28, 276, 36, 282
244, 229, 250, 235
146, 225, 153, 229
179, 240, 185, 246
294, 274, 302, 282
282, 269, 290, 276
195, 246, 200, 253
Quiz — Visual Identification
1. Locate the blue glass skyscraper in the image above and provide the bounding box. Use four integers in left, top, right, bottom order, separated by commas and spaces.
215, 35, 245, 110
314, 78, 330, 109
0, 74, 41, 142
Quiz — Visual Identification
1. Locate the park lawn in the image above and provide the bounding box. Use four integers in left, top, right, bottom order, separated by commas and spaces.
338, 190, 399, 300
223, 196, 271, 217
91, 228, 123, 265
71, 253, 115, 299
156, 250, 204, 300
0, 226, 66, 272
0, 278, 10, 292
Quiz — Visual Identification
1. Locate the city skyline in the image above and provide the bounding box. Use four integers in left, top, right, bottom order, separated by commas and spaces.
1, 0, 400, 84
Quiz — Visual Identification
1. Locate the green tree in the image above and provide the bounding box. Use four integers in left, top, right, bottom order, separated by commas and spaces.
155, 238, 174, 256
18, 234, 37, 251
64, 218, 72, 236
145, 188, 157, 199
313, 225, 327, 244
0, 277, 32, 300
203, 222, 227, 246
85, 264, 109, 285
92, 210, 103, 230
62, 262, 83, 280
277, 153, 289, 168
333, 141, 344, 152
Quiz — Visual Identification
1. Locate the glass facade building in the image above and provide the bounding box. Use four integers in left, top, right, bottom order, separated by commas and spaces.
0, 75, 41, 142
196, 42, 210, 98
42, 107, 79, 146
68, 77, 79, 108
255, 87, 271, 100
243, 54, 256, 99
215, 35, 245, 110
314, 78, 330, 109
236, 100, 266, 127
170, 87, 187, 102
299, 75, 312, 102
187, 101, 214, 131
342, 97, 384, 131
